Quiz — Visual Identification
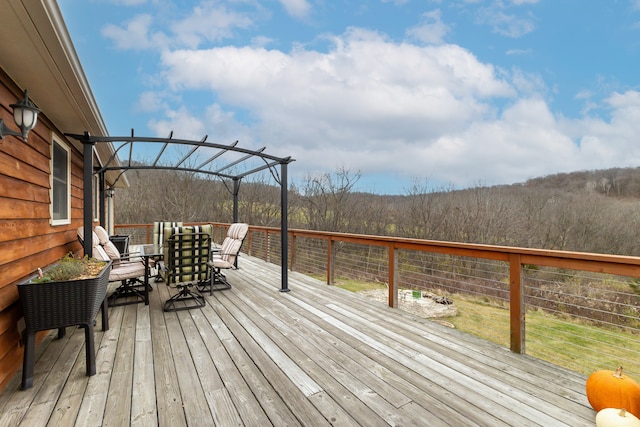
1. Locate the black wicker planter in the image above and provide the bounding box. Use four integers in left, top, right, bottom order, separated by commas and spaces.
17, 260, 112, 389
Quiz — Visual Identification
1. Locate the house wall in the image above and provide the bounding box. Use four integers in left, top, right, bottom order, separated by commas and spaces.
0, 71, 86, 391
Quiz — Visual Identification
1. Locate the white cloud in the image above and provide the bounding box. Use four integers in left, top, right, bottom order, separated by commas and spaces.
475, 3, 536, 38
426, 98, 580, 185
147, 106, 207, 140
102, 3, 253, 51
102, 14, 168, 50
505, 48, 532, 56
278, 0, 311, 19
406, 9, 450, 45
160, 29, 514, 132
170, 3, 253, 48
152, 29, 540, 183
135, 91, 168, 113
142, 24, 640, 189
251, 35, 274, 48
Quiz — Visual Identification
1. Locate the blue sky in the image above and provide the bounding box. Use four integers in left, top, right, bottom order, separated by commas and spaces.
58, 0, 640, 194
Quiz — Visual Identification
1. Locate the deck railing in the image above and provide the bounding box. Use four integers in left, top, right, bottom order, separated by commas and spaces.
115, 222, 640, 377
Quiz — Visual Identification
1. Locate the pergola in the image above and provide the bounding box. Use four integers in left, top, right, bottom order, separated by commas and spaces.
66, 131, 295, 292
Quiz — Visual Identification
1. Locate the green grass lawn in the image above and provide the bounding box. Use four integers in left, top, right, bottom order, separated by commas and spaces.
332, 279, 640, 378
447, 295, 640, 377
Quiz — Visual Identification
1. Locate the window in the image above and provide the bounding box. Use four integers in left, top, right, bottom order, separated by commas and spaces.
51, 138, 71, 225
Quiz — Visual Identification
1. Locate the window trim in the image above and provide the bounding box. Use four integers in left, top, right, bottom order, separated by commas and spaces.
92, 174, 100, 223
50, 137, 71, 226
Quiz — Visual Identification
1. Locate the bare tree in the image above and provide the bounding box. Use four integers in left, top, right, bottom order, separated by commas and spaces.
296, 167, 362, 232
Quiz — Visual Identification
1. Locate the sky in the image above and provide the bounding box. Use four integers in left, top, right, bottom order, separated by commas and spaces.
58, 0, 640, 194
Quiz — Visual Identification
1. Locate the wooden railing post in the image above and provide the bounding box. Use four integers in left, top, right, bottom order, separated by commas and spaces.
290, 233, 296, 272
265, 230, 270, 263
509, 254, 525, 354
388, 244, 398, 308
328, 238, 335, 285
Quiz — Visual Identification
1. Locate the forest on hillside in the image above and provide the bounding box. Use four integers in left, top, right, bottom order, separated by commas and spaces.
115, 166, 640, 257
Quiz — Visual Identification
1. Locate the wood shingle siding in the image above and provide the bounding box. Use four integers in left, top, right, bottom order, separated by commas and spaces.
0, 70, 85, 391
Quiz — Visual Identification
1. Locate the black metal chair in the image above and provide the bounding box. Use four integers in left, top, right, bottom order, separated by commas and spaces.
148, 221, 182, 282
163, 230, 212, 312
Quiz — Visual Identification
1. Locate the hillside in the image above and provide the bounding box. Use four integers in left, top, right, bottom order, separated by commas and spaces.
116, 166, 640, 256
523, 167, 640, 197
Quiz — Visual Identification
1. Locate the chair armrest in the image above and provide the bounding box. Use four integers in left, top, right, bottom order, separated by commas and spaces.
119, 253, 144, 262
212, 252, 241, 257
120, 250, 141, 257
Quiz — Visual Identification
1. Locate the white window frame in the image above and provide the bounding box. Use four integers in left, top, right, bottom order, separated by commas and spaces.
93, 174, 100, 223
50, 137, 71, 226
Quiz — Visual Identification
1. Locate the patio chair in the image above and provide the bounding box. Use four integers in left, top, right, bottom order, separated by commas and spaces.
163, 227, 212, 311
154, 221, 183, 247
159, 224, 214, 291
147, 221, 182, 282
209, 223, 249, 291
77, 226, 150, 307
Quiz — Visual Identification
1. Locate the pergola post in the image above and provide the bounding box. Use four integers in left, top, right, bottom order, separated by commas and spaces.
280, 162, 289, 292
82, 133, 94, 257
99, 171, 106, 228
233, 178, 240, 223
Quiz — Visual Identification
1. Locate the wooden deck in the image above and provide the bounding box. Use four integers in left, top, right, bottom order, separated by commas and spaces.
0, 255, 595, 426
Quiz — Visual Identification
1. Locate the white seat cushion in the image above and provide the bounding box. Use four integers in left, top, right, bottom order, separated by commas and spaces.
109, 261, 145, 281
94, 226, 121, 261
211, 258, 234, 269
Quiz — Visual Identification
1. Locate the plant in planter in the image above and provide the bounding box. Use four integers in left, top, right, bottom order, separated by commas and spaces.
17, 252, 112, 389
31, 252, 108, 283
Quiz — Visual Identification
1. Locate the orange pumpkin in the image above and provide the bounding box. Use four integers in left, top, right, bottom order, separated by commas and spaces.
586, 367, 640, 418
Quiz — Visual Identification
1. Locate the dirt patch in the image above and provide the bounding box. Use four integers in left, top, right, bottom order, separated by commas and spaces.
357, 289, 458, 320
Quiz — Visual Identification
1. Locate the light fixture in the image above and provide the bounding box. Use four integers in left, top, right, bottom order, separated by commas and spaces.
0, 90, 40, 142
105, 187, 115, 198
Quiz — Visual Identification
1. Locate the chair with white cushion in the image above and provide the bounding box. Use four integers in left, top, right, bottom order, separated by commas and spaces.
209, 223, 248, 291
78, 226, 150, 307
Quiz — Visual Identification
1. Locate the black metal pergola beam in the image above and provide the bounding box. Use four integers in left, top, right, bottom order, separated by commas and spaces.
66, 131, 295, 292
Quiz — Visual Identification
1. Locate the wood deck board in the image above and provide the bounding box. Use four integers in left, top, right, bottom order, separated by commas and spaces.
148, 278, 186, 427
207, 291, 332, 427
283, 269, 593, 422
224, 273, 465, 426
189, 306, 282, 427
200, 297, 304, 427
0, 255, 595, 426
235, 273, 494, 426
315, 275, 592, 422
217, 287, 388, 426
99, 303, 135, 426
257, 276, 513, 426
131, 303, 157, 426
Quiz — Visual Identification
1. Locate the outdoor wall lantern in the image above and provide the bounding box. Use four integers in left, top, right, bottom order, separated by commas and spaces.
105, 187, 115, 198
0, 90, 40, 142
